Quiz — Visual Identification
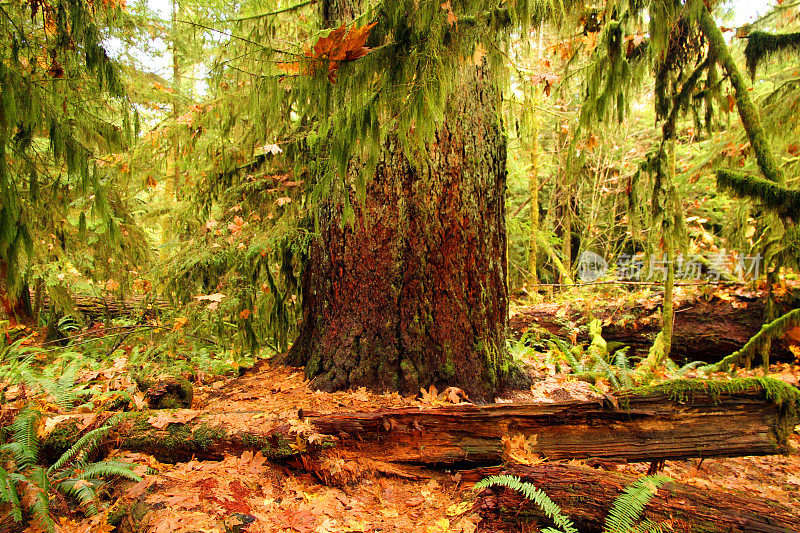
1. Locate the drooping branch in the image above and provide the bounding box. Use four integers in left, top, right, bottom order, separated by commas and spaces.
705, 308, 800, 372
716, 169, 800, 219
744, 30, 800, 81
697, 3, 784, 184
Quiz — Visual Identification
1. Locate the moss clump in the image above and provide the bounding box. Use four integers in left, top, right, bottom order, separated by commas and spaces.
134, 374, 194, 409
191, 423, 226, 450
41, 419, 83, 463
260, 435, 294, 459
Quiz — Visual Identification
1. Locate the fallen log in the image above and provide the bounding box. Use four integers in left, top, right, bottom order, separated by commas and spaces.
39, 379, 799, 466
34, 294, 171, 320
470, 463, 800, 533
511, 292, 796, 363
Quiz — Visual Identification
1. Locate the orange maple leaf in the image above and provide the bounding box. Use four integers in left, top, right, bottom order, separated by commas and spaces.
306, 22, 378, 82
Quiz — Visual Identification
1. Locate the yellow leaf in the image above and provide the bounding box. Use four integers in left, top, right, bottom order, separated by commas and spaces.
172, 317, 188, 332
446, 501, 473, 517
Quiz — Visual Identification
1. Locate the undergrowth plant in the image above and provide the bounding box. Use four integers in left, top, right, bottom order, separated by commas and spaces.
0, 409, 141, 531
475, 473, 669, 533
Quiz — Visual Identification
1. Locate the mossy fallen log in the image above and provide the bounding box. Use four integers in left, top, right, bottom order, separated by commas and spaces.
34, 294, 170, 320
510, 294, 796, 363
37, 379, 799, 466
470, 463, 799, 533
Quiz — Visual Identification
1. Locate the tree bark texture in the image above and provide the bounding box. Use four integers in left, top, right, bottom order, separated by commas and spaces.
471, 463, 799, 533
0, 260, 33, 325
697, 2, 784, 185
287, 67, 510, 401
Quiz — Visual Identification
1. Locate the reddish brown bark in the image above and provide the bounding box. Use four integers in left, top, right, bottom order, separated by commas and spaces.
286, 67, 510, 401
41, 382, 793, 465
0, 259, 33, 325
472, 463, 799, 533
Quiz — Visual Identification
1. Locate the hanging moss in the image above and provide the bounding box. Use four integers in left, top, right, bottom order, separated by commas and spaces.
716, 169, 800, 219
698, 6, 784, 185
744, 30, 800, 81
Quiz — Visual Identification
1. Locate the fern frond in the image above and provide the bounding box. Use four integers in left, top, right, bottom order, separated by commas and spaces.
630, 518, 665, 533
2, 410, 40, 467
474, 475, 578, 533
48, 426, 111, 474
0, 467, 23, 522
615, 348, 633, 389
75, 461, 142, 482
603, 475, 670, 533
57, 478, 99, 516
27, 466, 54, 532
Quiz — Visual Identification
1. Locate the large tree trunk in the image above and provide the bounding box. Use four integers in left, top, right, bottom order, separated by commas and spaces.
287, 66, 510, 401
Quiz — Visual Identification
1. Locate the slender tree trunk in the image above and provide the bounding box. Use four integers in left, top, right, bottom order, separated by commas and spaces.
659, 140, 676, 363
527, 90, 540, 290
697, 2, 783, 185
286, 68, 510, 401
562, 185, 572, 280
171, 0, 182, 200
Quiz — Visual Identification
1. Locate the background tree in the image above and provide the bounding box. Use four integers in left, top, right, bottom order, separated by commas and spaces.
0, 0, 147, 326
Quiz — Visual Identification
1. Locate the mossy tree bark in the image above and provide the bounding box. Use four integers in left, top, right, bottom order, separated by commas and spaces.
286, 67, 511, 401
697, 2, 783, 185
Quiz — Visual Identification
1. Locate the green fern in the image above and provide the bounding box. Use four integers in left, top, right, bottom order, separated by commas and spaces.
0, 410, 141, 531
604, 475, 670, 533
615, 348, 634, 389
75, 460, 142, 482
2, 409, 40, 467
474, 475, 578, 533
47, 425, 111, 473
0, 467, 23, 521
475, 473, 669, 533
20, 361, 93, 410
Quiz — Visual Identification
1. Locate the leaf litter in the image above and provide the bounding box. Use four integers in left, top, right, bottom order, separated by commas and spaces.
3, 313, 800, 532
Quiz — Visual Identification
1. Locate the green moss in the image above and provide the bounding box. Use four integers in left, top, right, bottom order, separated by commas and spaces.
260, 434, 294, 459
41, 420, 82, 462
625, 377, 800, 451
191, 423, 226, 450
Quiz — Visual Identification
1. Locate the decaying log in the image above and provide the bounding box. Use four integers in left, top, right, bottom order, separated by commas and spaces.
306, 380, 796, 464
511, 293, 796, 362
470, 463, 799, 533
40, 379, 798, 465
34, 294, 170, 320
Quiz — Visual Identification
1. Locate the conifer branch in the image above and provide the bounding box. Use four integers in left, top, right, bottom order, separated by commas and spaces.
744, 31, 800, 80
716, 169, 800, 219
219, 0, 318, 23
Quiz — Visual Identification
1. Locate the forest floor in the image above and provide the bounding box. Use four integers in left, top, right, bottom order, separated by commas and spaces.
55, 358, 800, 532
3, 287, 800, 532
